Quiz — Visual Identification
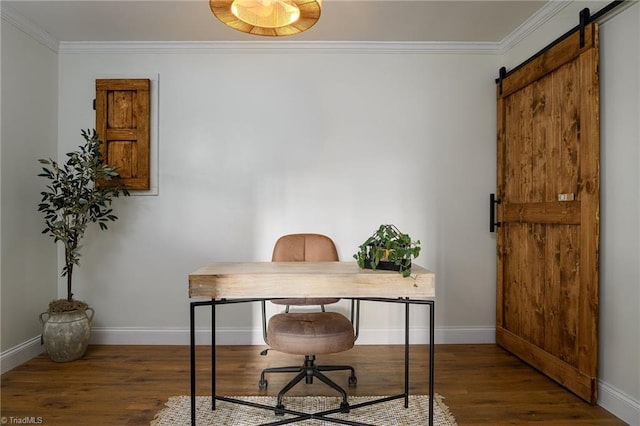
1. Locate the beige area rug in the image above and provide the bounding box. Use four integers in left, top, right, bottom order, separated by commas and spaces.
151, 394, 457, 425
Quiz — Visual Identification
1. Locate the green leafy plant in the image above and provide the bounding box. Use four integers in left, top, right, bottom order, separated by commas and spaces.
38, 129, 129, 312
353, 224, 421, 278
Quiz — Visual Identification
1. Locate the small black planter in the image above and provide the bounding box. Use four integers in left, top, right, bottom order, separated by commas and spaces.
362, 258, 411, 272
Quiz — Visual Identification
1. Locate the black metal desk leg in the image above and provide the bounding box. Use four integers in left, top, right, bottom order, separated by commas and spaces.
404, 300, 410, 408
429, 301, 435, 426
190, 302, 197, 426
211, 300, 216, 411
190, 299, 216, 426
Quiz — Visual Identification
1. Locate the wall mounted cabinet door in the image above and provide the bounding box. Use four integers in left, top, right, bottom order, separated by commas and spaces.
95, 78, 150, 190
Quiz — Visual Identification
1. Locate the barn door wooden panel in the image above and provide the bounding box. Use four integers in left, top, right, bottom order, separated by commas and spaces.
495, 23, 599, 403
95, 78, 150, 190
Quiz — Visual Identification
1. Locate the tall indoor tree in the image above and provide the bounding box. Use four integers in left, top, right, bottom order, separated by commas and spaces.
38, 128, 130, 312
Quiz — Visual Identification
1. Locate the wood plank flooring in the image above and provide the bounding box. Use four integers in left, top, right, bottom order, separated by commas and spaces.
1, 344, 626, 425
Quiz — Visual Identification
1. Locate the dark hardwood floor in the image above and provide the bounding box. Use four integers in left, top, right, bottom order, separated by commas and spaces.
0, 344, 626, 425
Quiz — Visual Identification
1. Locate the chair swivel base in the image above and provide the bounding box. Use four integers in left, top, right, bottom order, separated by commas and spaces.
259, 355, 357, 415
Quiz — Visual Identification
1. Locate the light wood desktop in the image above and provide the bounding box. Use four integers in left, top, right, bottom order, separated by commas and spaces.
189, 261, 434, 299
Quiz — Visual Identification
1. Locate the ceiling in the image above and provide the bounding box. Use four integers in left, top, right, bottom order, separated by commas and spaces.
3, 0, 549, 43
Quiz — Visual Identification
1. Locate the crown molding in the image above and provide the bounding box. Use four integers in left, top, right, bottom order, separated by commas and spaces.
498, 0, 573, 53
58, 40, 502, 55
0, 4, 59, 53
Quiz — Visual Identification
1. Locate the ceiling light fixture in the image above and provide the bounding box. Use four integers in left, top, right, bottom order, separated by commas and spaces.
210, 0, 321, 36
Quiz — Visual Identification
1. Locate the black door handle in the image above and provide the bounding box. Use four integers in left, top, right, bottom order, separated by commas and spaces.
490, 193, 501, 233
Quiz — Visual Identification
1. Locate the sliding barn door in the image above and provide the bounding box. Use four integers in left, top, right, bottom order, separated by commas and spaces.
495, 23, 600, 403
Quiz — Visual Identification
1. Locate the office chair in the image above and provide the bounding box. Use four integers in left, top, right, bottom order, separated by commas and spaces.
259, 233, 358, 414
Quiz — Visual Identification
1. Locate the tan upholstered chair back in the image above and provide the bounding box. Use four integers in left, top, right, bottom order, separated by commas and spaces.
271, 234, 339, 262
271, 234, 339, 307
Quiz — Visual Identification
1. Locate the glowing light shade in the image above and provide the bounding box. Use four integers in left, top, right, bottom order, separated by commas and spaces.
210, 0, 321, 36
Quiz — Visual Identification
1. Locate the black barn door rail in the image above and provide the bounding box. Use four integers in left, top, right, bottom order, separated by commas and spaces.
496, 0, 628, 89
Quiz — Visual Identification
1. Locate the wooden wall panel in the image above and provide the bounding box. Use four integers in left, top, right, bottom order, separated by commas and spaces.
95, 79, 150, 190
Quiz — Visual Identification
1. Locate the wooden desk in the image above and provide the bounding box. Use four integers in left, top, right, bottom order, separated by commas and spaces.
188, 261, 436, 425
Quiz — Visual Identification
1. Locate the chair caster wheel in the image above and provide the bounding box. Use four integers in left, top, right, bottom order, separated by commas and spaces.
340, 402, 350, 413
275, 404, 285, 416
258, 379, 268, 390
348, 375, 357, 386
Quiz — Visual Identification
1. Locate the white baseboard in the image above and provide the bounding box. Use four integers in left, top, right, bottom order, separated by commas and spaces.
0, 336, 44, 374
89, 327, 192, 345
598, 380, 640, 426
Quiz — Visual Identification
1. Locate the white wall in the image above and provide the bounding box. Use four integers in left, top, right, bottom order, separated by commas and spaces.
0, 16, 58, 367
56, 49, 499, 345
599, 4, 640, 423
504, 1, 640, 423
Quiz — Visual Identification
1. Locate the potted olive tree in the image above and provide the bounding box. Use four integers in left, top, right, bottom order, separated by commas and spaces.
37, 129, 129, 362
353, 224, 421, 278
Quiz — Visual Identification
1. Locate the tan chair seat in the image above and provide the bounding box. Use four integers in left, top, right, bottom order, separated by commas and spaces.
267, 312, 355, 355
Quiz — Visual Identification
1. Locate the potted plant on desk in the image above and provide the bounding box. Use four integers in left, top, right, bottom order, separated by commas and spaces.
37, 129, 129, 362
353, 224, 421, 278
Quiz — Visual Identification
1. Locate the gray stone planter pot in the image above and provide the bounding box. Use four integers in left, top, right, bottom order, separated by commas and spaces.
39, 307, 95, 362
